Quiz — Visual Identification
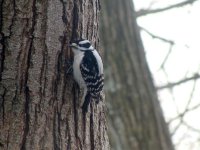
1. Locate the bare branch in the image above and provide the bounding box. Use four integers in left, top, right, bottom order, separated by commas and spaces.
171, 120, 183, 136
168, 80, 198, 124
140, 26, 174, 44
140, 27, 175, 68
158, 44, 173, 70
169, 80, 197, 135
157, 73, 200, 90
136, 0, 199, 17
183, 120, 200, 133
168, 103, 200, 124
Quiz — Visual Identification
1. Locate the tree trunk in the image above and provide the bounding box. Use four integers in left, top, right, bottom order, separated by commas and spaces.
100, 0, 174, 150
0, 0, 109, 150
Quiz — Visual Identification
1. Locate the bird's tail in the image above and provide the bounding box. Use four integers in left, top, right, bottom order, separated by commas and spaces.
82, 92, 91, 113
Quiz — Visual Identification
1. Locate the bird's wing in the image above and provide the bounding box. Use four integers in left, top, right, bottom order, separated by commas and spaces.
80, 56, 104, 94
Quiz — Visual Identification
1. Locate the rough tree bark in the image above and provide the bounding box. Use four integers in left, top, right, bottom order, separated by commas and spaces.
0, 0, 109, 150
100, 0, 174, 150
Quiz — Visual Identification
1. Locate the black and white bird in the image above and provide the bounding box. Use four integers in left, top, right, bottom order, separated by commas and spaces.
70, 39, 104, 113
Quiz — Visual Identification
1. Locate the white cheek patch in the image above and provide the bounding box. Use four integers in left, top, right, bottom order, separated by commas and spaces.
78, 46, 94, 51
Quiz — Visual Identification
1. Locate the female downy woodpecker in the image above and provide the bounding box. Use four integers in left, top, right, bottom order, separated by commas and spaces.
70, 39, 104, 113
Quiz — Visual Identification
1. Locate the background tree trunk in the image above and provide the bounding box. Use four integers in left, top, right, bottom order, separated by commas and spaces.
0, 0, 109, 149
100, 0, 174, 150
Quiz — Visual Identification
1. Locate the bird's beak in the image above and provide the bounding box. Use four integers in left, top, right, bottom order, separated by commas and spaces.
69, 43, 77, 48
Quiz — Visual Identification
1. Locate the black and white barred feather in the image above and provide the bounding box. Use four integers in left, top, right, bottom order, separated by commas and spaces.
80, 51, 104, 96
80, 51, 104, 112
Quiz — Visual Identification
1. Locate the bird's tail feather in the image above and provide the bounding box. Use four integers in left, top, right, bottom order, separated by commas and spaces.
82, 92, 91, 113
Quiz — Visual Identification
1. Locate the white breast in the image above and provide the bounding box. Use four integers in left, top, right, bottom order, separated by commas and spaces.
73, 53, 86, 88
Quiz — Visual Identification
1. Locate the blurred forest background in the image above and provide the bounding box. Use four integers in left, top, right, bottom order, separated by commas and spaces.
135, 0, 200, 150
101, 0, 200, 150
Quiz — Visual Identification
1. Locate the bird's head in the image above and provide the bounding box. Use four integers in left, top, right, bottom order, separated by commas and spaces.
70, 39, 94, 54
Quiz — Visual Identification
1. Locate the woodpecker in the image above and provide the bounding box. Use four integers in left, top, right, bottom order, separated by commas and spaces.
70, 39, 104, 113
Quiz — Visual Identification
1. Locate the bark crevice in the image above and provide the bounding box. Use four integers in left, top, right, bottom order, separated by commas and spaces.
7, 0, 16, 38
71, 0, 79, 40
0, 0, 5, 80
0, 85, 6, 124
0, 33, 5, 81
20, 0, 37, 148
60, 0, 67, 25
90, 110, 95, 150
20, 87, 30, 150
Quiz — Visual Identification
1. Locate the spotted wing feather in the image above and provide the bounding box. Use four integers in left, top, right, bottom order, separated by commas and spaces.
80, 51, 104, 96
